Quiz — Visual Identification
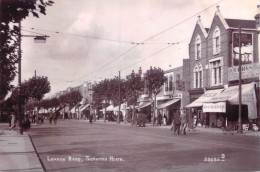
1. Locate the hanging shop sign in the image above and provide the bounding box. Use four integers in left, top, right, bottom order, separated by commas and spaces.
203, 102, 226, 113
228, 63, 260, 81
232, 32, 253, 66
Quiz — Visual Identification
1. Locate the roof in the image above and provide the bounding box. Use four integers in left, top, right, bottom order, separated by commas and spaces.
225, 19, 256, 29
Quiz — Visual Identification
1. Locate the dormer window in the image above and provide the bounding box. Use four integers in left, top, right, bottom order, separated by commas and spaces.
213, 27, 221, 55
195, 35, 201, 60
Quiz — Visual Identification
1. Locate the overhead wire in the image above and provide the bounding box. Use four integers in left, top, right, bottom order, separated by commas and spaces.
29, 0, 225, 89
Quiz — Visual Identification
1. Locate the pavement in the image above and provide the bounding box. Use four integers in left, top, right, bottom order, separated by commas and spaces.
0, 119, 259, 172
0, 123, 44, 172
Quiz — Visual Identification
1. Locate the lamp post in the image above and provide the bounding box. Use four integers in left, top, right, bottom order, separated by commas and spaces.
17, 21, 49, 135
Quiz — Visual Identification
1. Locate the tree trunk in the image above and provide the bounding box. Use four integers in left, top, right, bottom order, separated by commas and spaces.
132, 105, 136, 127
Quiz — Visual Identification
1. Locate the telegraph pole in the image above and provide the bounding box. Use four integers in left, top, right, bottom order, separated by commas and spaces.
17, 21, 23, 135
118, 71, 121, 124
238, 26, 243, 133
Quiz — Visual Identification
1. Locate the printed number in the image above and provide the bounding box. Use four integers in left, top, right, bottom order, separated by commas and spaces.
221, 154, 225, 159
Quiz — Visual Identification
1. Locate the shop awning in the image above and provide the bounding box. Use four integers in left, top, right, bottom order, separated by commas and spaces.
100, 104, 115, 112
138, 102, 151, 109
186, 89, 223, 108
70, 106, 76, 113
204, 82, 257, 119
157, 99, 180, 109
79, 104, 90, 112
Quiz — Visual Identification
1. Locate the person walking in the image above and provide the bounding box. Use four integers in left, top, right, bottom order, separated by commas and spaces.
32, 113, 36, 123
158, 112, 162, 126
180, 110, 187, 135
10, 111, 16, 131
173, 110, 181, 135
49, 110, 53, 125
89, 114, 93, 124
53, 111, 58, 125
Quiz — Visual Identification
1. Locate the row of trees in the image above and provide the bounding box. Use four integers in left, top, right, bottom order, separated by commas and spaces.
92, 67, 166, 125
25, 89, 83, 118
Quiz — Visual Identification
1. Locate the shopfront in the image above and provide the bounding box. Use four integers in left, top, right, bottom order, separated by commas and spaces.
157, 99, 180, 125
186, 89, 224, 127
203, 82, 257, 126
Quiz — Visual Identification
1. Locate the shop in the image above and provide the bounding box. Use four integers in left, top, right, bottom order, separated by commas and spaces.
157, 99, 180, 125
186, 89, 224, 127
203, 82, 257, 127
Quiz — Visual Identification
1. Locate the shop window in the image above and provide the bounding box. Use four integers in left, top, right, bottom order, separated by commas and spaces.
213, 27, 221, 55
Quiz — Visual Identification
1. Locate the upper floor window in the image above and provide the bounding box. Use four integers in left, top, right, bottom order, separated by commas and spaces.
169, 75, 173, 91
209, 57, 223, 86
164, 74, 174, 92
193, 64, 203, 88
195, 35, 201, 60
213, 27, 221, 55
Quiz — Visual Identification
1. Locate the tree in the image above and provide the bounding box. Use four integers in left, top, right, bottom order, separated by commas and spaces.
7, 75, 51, 120
26, 76, 51, 102
49, 97, 60, 111
144, 67, 167, 126
110, 76, 126, 124
92, 79, 112, 122
0, 0, 54, 100
59, 90, 82, 119
125, 71, 144, 126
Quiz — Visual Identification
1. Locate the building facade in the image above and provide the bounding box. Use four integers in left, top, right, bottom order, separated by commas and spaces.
187, 5, 260, 128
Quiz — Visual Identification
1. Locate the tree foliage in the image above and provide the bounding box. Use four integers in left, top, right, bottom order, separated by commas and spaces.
59, 90, 82, 109
0, 0, 54, 100
110, 76, 126, 107
8, 75, 51, 106
144, 67, 166, 125
125, 72, 144, 106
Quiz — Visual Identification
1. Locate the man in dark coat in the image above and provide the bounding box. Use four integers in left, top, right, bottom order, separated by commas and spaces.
173, 110, 181, 135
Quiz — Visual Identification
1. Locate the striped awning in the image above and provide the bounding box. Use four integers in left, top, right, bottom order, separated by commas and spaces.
156, 99, 180, 109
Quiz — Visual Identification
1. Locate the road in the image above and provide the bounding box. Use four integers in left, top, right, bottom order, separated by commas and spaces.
28, 120, 260, 172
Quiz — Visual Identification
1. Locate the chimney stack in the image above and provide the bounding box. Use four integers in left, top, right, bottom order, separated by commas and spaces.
216, 5, 220, 12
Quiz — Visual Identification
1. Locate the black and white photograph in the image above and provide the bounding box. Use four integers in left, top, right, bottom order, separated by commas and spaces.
0, 0, 260, 172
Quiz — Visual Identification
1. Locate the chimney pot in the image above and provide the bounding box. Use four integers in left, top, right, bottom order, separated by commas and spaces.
216, 5, 220, 12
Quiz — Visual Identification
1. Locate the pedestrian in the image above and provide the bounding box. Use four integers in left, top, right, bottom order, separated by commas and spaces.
49, 110, 53, 125
32, 113, 36, 123
158, 112, 162, 126
10, 110, 16, 131
163, 113, 167, 125
180, 110, 187, 135
89, 114, 93, 124
173, 110, 181, 135
53, 111, 58, 125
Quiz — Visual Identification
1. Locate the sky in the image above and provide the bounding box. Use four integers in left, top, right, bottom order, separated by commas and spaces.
14, 0, 259, 98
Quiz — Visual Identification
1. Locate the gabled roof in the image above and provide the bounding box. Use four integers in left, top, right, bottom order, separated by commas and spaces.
189, 17, 208, 44
208, 6, 257, 31
225, 19, 256, 29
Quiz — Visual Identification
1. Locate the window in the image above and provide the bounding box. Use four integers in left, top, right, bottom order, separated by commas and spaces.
195, 35, 201, 60
193, 64, 203, 88
164, 74, 174, 93
169, 75, 173, 91
209, 58, 222, 86
213, 27, 221, 55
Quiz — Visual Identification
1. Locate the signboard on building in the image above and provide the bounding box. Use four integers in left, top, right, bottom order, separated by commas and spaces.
203, 102, 226, 113
232, 32, 253, 66
228, 63, 260, 81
